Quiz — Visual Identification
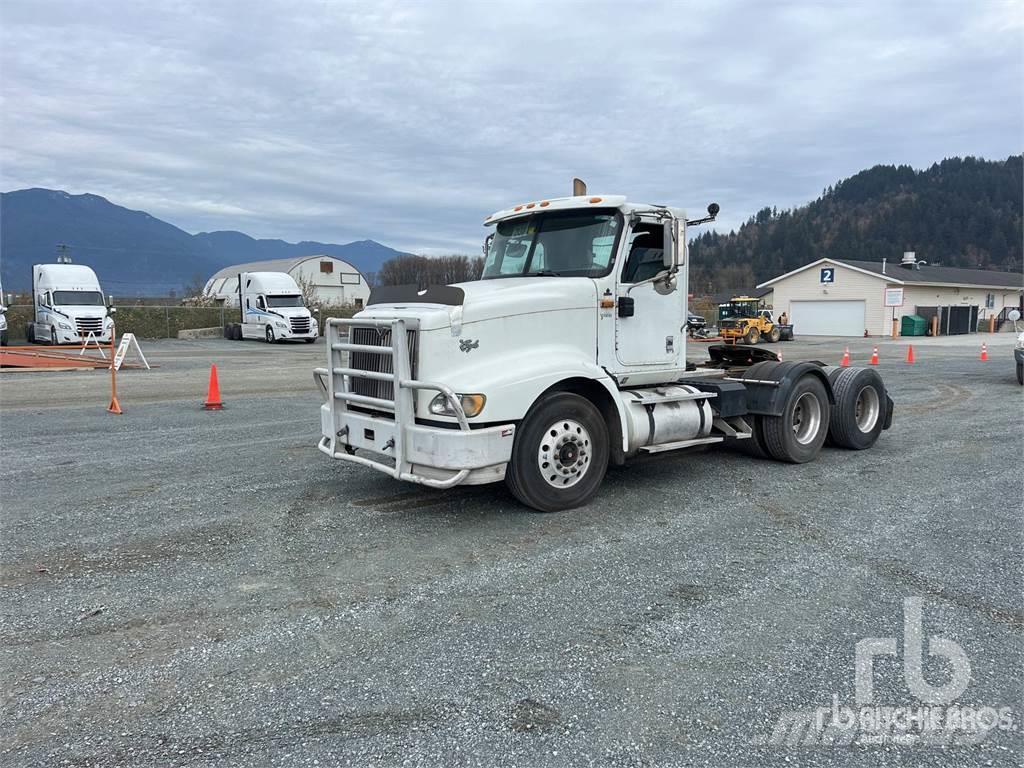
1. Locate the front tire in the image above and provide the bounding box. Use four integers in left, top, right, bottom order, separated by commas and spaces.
1017, 360, 1023, 386
761, 374, 830, 463
506, 392, 609, 512
265, 326, 275, 343
744, 327, 760, 345
305, 337, 316, 344
51, 326, 59, 345
26, 324, 35, 344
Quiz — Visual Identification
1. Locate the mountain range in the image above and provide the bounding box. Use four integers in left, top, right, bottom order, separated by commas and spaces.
0, 188, 405, 295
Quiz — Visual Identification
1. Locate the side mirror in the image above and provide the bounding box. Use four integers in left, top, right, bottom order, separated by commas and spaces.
618, 296, 635, 318
313, 307, 320, 314
109, 307, 117, 314
662, 221, 674, 268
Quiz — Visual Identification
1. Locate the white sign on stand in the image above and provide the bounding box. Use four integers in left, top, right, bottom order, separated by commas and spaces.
79, 331, 108, 358
884, 287, 905, 307
111, 333, 150, 371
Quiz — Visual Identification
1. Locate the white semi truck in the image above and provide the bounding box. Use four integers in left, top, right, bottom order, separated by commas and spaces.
0, 280, 8, 346
223, 271, 318, 343
27, 264, 114, 345
315, 185, 893, 512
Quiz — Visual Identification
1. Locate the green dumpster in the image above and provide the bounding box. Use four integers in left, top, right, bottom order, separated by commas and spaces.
901, 314, 927, 336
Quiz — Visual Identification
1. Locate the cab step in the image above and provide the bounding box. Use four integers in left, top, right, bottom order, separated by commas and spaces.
639, 436, 724, 453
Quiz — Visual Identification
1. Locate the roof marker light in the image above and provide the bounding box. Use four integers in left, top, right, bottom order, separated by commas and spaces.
526, 202, 535, 209
540, 200, 550, 207
589, 197, 602, 203
514, 205, 523, 211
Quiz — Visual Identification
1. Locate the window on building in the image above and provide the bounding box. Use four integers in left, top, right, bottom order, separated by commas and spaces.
320, 261, 333, 274
986, 293, 995, 309
340, 272, 360, 285
354, 298, 364, 309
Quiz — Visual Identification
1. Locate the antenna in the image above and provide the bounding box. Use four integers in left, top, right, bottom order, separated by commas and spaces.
56, 243, 72, 264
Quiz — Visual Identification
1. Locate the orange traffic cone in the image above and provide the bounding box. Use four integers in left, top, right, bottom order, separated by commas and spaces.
869, 347, 879, 365
980, 343, 988, 362
840, 347, 850, 367
204, 364, 224, 410
906, 345, 915, 364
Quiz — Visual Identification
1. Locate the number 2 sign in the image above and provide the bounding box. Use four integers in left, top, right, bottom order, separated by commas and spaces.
820, 267, 836, 284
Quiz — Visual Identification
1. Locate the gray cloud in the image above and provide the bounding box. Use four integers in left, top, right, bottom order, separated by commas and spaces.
2, 0, 1021, 254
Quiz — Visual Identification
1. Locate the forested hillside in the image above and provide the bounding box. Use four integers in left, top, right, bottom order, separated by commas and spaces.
689, 155, 1023, 294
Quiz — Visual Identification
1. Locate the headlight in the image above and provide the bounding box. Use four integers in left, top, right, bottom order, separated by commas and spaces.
275, 321, 287, 329
429, 392, 486, 418
58, 321, 73, 330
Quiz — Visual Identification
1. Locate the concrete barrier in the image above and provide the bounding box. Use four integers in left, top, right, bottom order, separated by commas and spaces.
177, 327, 223, 340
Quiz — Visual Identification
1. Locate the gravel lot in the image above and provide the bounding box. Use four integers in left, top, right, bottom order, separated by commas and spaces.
2, 334, 1021, 767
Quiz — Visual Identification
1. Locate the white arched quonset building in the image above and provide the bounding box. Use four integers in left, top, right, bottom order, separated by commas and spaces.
204, 255, 371, 308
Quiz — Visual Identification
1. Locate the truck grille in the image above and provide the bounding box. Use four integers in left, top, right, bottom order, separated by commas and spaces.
349, 326, 418, 404
75, 317, 104, 336
290, 316, 311, 334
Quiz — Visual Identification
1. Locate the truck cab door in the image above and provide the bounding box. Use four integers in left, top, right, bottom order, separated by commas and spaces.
613, 217, 685, 368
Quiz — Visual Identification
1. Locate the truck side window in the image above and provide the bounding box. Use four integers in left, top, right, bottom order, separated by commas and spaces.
622, 224, 665, 283
257, 296, 266, 310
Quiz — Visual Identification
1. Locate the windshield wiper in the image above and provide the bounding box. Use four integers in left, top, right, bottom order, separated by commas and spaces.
525, 269, 561, 277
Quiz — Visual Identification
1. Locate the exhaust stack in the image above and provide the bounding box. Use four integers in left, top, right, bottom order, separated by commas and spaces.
573, 178, 587, 197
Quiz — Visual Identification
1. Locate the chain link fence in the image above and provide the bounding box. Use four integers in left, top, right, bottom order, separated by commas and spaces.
3, 304, 358, 341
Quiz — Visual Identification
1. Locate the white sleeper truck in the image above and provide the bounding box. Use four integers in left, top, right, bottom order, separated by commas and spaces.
0, 279, 8, 346
224, 271, 318, 343
316, 185, 894, 512
28, 264, 114, 345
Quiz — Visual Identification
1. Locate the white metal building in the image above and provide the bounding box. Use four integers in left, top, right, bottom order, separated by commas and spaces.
757, 254, 1023, 337
203, 255, 371, 308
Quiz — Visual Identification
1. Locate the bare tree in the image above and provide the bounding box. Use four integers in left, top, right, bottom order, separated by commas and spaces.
378, 254, 485, 287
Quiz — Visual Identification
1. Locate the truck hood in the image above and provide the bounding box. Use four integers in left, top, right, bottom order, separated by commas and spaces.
356, 277, 598, 331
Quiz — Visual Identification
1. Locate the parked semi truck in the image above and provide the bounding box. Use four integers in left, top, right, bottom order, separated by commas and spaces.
224, 271, 318, 343
315, 184, 893, 512
27, 264, 114, 345
0, 280, 8, 346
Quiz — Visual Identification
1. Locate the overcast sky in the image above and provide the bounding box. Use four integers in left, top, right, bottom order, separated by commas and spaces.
2, 0, 1021, 254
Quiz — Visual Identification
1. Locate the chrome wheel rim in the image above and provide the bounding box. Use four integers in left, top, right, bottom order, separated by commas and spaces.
792, 392, 822, 445
855, 386, 881, 432
537, 419, 591, 488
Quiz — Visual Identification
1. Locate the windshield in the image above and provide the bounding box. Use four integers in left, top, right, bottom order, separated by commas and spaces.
719, 302, 758, 320
482, 209, 621, 279
52, 290, 105, 306
265, 295, 304, 308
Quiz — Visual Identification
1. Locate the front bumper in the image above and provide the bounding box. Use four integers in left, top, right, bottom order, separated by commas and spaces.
318, 404, 515, 486
54, 327, 112, 345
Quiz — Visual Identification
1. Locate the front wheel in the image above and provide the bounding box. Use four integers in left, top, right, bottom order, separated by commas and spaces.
26, 324, 35, 344
1017, 360, 1023, 386
761, 374, 830, 463
265, 326, 276, 343
305, 337, 316, 344
51, 326, 59, 345
768, 326, 781, 343
744, 327, 760, 345
506, 392, 609, 512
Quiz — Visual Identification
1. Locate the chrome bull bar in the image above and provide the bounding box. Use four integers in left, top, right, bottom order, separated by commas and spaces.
316, 317, 472, 489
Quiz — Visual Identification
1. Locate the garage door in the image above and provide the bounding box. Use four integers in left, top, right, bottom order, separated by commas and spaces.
790, 300, 865, 336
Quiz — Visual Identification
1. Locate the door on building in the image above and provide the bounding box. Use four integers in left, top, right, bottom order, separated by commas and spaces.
790, 300, 866, 336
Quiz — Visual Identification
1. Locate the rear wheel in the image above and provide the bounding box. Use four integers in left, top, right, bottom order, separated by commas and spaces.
826, 367, 887, 449
506, 392, 609, 512
744, 326, 760, 345
761, 374, 830, 463
265, 326, 275, 343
